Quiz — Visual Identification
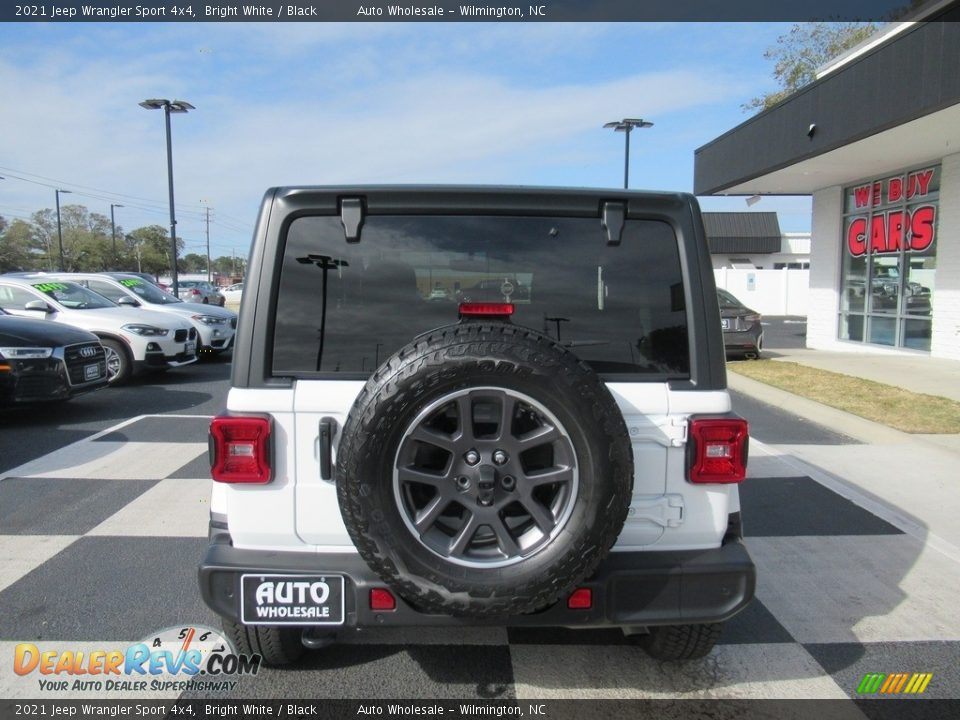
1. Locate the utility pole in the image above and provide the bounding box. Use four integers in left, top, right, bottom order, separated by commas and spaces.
110, 204, 123, 270
204, 205, 212, 282
55, 189, 72, 271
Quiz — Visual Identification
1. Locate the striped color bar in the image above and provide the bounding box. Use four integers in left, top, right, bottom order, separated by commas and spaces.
857, 672, 933, 694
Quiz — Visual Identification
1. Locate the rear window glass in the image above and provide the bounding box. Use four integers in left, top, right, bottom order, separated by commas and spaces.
273, 215, 689, 378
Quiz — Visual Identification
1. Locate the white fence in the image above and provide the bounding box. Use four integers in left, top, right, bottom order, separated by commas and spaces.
713, 268, 810, 316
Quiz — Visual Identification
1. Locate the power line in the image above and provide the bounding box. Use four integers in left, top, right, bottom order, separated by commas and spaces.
3, 167, 250, 235
0, 165, 212, 219
0, 168, 217, 222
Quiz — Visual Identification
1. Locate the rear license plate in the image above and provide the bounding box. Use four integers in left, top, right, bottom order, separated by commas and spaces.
84, 363, 102, 380
240, 574, 345, 625
185, 342, 196, 353
721, 319, 731, 330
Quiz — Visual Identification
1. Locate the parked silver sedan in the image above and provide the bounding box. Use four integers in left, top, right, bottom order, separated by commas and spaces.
176, 280, 225, 306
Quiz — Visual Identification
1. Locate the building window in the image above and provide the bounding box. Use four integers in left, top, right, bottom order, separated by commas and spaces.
839, 164, 939, 351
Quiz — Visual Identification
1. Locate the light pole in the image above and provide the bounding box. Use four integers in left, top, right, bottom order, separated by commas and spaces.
110, 204, 123, 269
603, 118, 653, 189
55, 189, 72, 271
139, 98, 194, 296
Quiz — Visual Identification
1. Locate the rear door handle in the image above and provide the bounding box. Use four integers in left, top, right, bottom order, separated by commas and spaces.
319, 418, 337, 481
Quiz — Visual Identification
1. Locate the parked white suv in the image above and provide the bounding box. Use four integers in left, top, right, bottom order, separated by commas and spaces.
200, 187, 754, 666
44, 272, 237, 358
0, 275, 197, 383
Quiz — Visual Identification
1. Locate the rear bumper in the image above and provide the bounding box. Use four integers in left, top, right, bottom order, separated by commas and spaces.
722, 327, 762, 354
198, 533, 755, 629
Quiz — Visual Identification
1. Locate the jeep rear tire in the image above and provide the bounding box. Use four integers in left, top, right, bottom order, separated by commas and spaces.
221, 621, 304, 667
629, 623, 723, 660
336, 322, 633, 617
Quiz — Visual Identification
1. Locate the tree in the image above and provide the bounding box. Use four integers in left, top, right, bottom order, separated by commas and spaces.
744, 22, 877, 113
181, 253, 208, 273
30, 209, 58, 270
0, 218, 40, 272
127, 225, 184, 278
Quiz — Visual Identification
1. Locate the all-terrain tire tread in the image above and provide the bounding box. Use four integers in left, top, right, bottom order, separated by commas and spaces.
636, 623, 723, 661
221, 620, 303, 666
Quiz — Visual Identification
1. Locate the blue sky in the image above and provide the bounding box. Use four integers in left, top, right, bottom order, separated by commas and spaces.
0, 22, 814, 261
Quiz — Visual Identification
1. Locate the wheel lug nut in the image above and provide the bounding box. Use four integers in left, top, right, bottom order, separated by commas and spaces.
501, 476, 516, 491
464, 450, 480, 466
493, 450, 508, 465
456, 476, 471, 491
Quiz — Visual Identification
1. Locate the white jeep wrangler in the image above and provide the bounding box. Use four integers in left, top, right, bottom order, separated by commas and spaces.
199, 187, 754, 665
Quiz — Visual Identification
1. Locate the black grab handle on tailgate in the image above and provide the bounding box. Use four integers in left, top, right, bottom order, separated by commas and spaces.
319, 418, 337, 481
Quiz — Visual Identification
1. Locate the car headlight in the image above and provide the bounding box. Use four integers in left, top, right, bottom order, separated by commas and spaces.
0, 347, 54, 359
122, 324, 169, 337
191, 314, 227, 325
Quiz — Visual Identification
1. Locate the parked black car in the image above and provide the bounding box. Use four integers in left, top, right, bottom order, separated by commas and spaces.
717, 288, 764, 359
0, 308, 108, 404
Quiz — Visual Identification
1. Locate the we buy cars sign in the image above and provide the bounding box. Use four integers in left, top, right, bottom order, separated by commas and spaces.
846, 167, 937, 257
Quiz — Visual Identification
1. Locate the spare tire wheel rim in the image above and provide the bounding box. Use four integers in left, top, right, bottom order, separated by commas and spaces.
393, 386, 579, 569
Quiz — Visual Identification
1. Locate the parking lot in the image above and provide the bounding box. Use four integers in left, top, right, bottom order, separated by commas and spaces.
2, 322, 959, 702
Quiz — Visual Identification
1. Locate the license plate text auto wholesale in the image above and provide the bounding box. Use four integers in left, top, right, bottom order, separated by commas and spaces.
240, 574, 345, 625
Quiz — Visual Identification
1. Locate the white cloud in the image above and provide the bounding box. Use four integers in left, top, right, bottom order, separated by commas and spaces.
0, 24, 753, 251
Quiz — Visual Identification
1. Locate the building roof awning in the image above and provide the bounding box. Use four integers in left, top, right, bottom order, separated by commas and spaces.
694, 5, 960, 196
703, 212, 781, 253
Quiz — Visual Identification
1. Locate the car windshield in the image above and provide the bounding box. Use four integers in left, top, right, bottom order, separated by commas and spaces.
115, 277, 182, 304
31, 281, 115, 310
274, 214, 691, 379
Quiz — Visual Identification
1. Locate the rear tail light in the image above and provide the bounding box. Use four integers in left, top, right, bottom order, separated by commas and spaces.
210, 415, 272, 483
191, 289, 201, 296
370, 588, 396, 611
567, 587, 593, 609
743, 313, 762, 324
459, 302, 514, 317
687, 416, 748, 484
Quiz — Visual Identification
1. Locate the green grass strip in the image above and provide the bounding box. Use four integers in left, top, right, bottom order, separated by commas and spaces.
729, 360, 960, 434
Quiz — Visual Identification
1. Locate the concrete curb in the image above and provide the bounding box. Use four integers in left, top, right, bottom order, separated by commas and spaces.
727, 370, 909, 445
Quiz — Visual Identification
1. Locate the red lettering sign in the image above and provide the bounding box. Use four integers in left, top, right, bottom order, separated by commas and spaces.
872, 181, 882, 207
847, 217, 867, 256
887, 210, 905, 251
907, 168, 935, 199
847, 206, 936, 256
887, 177, 903, 203
854, 186, 871, 209
910, 205, 936, 252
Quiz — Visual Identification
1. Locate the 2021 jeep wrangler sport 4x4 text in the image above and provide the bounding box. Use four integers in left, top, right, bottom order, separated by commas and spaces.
199, 186, 755, 665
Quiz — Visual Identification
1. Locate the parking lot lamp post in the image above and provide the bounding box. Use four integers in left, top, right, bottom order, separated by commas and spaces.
139, 98, 194, 296
603, 118, 654, 189
110, 204, 124, 270
55, 189, 72, 271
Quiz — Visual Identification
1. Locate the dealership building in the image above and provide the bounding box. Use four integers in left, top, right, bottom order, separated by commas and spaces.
695, 4, 960, 358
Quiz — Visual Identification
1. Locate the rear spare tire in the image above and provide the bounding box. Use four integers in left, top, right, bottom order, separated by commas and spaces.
336, 322, 633, 617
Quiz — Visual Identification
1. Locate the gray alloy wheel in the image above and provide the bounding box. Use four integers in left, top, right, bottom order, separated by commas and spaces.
100, 338, 131, 384
393, 387, 579, 569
